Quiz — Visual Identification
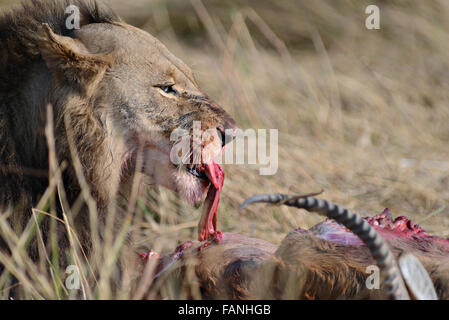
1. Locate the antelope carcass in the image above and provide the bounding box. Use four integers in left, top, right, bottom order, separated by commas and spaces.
139, 194, 449, 300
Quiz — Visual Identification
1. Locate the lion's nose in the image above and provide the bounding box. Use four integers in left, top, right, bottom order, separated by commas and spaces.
217, 117, 237, 148
217, 127, 230, 148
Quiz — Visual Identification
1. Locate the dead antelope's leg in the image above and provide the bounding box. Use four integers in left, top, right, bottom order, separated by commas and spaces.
241, 194, 410, 300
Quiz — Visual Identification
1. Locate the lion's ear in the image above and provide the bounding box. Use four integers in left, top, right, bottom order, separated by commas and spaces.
37, 23, 112, 87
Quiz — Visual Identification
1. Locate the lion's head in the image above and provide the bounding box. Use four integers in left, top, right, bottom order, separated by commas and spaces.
32, 7, 236, 206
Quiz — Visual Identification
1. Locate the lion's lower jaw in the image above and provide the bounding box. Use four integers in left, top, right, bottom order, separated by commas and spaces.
174, 171, 210, 206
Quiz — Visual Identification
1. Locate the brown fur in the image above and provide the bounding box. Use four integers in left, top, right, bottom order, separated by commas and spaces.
151, 232, 449, 299
0, 0, 236, 268
250, 230, 449, 299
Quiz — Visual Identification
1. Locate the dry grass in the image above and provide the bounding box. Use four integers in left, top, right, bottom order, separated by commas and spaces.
1, 0, 449, 299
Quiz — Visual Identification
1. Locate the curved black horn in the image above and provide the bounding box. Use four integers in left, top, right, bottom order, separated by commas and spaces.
241, 193, 410, 300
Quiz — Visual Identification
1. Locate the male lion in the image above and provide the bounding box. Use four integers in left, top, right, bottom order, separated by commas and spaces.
0, 0, 236, 284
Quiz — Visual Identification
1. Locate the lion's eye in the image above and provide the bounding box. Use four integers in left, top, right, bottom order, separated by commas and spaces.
159, 85, 178, 95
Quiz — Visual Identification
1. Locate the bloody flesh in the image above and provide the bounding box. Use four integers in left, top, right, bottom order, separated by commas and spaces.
304, 208, 449, 252
140, 208, 449, 289
198, 160, 225, 245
